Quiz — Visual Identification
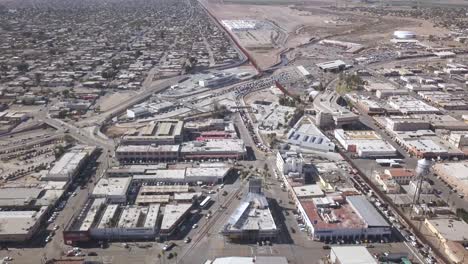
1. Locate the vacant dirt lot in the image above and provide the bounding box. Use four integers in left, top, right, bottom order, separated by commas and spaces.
202, 0, 451, 69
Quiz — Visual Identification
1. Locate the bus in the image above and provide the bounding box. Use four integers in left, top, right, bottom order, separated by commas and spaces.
200, 196, 211, 209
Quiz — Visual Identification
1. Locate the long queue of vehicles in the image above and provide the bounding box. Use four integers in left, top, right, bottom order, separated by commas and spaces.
349, 170, 437, 264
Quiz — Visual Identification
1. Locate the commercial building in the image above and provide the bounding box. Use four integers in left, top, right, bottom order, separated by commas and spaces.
180, 139, 246, 160
0, 207, 47, 242
184, 119, 227, 132
298, 195, 391, 241
65, 201, 162, 243
110, 164, 231, 184
316, 60, 347, 72
221, 20, 258, 31
446, 131, 468, 150
91, 204, 161, 240
292, 184, 324, 199
374, 173, 401, 194
92, 177, 132, 203
379, 116, 431, 132
126, 101, 175, 119
383, 169, 415, 185
276, 152, 304, 178
387, 96, 440, 114
393, 131, 464, 159
160, 203, 192, 238
209, 256, 288, 264
334, 129, 397, 158
107, 164, 168, 177
222, 179, 278, 242
198, 72, 236, 88
330, 246, 378, 264
115, 145, 180, 163
377, 114, 468, 132
121, 119, 184, 145
287, 123, 335, 152
126, 106, 150, 119
418, 91, 468, 110
42, 145, 96, 181
433, 162, 468, 197
424, 218, 468, 264
137, 185, 190, 195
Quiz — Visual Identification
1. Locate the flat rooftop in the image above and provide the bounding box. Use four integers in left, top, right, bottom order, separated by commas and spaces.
427, 218, 468, 242
211, 256, 288, 264
0, 187, 43, 207
92, 177, 132, 198
160, 204, 192, 231
118, 206, 143, 229
116, 144, 181, 153
180, 139, 246, 154
144, 204, 160, 229
331, 246, 377, 264
135, 194, 170, 204
347, 195, 390, 227
293, 184, 324, 198
301, 200, 366, 230
139, 185, 189, 194
225, 192, 277, 232
0, 207, 47, 236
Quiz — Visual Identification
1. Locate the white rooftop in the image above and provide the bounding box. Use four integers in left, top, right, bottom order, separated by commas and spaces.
160, 204, 192, 231
331, 246, 377, 264
293, 184, 324, 198
92, 177, 132, 198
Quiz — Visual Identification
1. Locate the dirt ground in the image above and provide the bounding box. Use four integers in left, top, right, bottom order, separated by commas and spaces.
98, 91, 137, 112
202, 0, 451, 69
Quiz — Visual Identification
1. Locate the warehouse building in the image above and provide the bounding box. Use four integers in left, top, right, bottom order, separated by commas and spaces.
115, 145, 180, 163
180, 139, 246, 160
92, 177, 132, 203
222, 179, 277, 242
334, 129, 397, 158
42, 145, 96, 181
298, 195, 391, 242
209, 256, 288, 264
126, 165, 232, 184
387, 96, 440, 114
160, 204, 192, 238
424, 218, 468, 264
393, 131, 464, 159
316, 60, 347, 72
287, 123, 335, 152
0, 207, 47, 242
90, 204, 161, 240
433, 162, 468, 198
121, 119, 183, 145
198, 72, 236, 88
330, 246, 377, 264
65, 200, 162, 243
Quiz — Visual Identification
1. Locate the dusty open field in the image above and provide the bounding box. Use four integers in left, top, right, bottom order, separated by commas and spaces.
202, 0, 452, 69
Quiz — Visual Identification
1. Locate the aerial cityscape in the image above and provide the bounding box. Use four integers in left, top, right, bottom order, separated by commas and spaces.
0, 0, 468, 263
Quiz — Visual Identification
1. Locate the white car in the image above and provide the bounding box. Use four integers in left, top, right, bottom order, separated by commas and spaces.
53, 225, 60, 230
3, 256, 13, 261
192, 224, 198, 229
